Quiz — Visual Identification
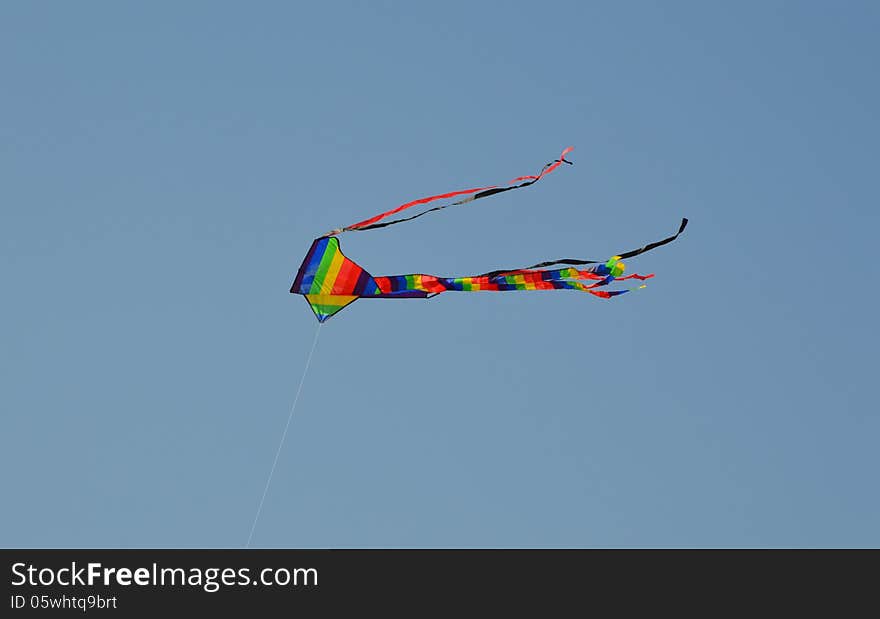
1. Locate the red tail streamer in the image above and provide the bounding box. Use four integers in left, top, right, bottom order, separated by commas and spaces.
345, 186, 496, 231
333, 147, 574, 235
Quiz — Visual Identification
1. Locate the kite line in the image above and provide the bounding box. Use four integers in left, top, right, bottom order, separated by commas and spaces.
246, 323, 322, 548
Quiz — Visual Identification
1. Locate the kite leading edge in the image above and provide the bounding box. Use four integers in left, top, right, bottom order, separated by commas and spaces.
290, 147, 688, 323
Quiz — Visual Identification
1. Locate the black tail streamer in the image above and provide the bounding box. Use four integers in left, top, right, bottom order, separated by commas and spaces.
480, 218, 689, 278
349, 157, 573, 233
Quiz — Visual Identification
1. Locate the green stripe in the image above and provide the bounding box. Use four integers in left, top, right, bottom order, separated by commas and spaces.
310, 240, 338, 293
310, 302, 347, 313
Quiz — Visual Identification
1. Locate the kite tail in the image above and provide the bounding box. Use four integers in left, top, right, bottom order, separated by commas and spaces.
480, 219, 689, 278
326, 147, 574, 236
562, 273, 652, 298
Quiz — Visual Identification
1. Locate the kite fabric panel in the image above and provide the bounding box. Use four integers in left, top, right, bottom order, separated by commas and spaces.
291, 147, 689, 323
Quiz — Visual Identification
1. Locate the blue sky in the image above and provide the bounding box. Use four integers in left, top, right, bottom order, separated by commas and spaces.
2, 1, 878, 548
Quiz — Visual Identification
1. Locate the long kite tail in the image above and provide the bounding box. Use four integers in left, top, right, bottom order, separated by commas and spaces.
325, 147, 574, 236
480, 218, 689, 279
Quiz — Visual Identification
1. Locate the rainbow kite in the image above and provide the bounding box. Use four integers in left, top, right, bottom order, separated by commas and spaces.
291, 148, 688, 322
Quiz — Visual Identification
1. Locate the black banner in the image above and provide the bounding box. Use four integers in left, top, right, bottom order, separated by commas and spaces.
1, 549, 874, 615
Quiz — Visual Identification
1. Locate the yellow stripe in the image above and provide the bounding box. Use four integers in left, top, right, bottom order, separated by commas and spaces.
305, 294, 358, 311
320, 249, 346, 294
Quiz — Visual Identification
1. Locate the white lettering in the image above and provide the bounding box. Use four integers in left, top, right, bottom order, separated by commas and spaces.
10, 564, 26, 586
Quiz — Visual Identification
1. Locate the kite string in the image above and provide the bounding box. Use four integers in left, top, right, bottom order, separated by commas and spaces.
246, 323, 322, 548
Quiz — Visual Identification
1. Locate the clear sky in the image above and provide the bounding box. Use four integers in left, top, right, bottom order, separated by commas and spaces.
2, 1, 878, 548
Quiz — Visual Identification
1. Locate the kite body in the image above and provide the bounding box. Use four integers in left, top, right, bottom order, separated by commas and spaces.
290, 148, 688, 323
291, 236, 652, 322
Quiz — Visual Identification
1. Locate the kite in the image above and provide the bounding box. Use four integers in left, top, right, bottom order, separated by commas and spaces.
291, 147, 688, 322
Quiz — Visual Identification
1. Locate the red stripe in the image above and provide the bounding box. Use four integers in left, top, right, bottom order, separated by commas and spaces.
373, 276, 391, 293
346, 186, 496, 230
614, 273, 654, 281
331, 260, 364, 295
615, 273, 654, 281
420, 276, 446, 293
587, 290, 612, 299
508, 146, 574, 182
